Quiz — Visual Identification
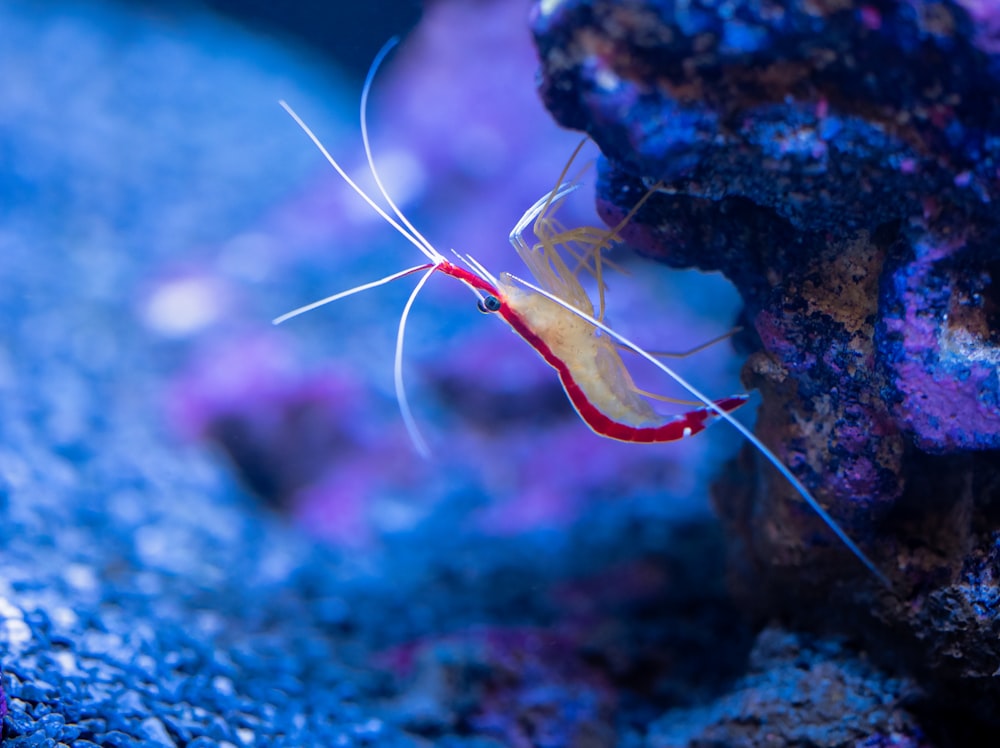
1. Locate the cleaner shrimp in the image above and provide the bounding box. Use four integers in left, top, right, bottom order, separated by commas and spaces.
273, 39, 891, 588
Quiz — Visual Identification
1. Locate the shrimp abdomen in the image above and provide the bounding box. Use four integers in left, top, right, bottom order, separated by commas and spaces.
496, 281, 748, 442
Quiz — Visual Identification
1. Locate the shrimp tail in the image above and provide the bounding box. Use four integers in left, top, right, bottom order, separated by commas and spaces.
623, 395, 749, 443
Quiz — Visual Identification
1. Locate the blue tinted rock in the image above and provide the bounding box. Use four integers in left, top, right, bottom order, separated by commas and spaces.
533, 0, 1000, 735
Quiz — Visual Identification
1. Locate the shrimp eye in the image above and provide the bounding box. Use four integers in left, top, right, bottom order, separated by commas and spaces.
477, 295, 502, 314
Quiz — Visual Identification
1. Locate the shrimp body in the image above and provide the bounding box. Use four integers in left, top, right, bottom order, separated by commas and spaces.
422, 257, 748, 442
493, 276, 748, 442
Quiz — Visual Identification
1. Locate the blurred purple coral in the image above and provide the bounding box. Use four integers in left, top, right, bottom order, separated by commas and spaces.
168, 335, 412, 526
646, 627, 927, 748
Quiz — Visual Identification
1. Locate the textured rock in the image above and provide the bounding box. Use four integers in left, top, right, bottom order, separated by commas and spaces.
533, 0, 1000, 731
647, 626, 928, 748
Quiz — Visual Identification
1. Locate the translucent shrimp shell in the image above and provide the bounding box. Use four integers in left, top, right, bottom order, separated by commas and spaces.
497, 274, 662, 428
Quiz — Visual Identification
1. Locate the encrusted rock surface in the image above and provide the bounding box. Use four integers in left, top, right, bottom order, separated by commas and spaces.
534, 0, 1000, 731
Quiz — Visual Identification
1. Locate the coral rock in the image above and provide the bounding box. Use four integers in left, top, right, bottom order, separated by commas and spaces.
533, 0, 1000, 725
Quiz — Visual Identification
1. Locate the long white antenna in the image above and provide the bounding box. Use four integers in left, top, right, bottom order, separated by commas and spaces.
359, 38, 443, 263
507, 273, 892, 589
278, 100, 441, 263
395, 265, 439, 458
272, 263, 433, 325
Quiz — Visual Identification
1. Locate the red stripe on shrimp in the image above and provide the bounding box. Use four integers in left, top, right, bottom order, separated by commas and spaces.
496, 304, 748, 443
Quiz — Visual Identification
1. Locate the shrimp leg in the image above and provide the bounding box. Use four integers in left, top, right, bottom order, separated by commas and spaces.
615, 327, 743, 359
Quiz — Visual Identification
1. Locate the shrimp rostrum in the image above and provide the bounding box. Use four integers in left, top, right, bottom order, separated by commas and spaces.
273, 39, 891, 588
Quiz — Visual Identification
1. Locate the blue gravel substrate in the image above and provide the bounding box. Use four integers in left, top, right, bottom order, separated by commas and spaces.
0, 2, 436, 745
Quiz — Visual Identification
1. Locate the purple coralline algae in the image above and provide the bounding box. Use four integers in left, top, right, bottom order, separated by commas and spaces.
533, 0, 1000, 727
